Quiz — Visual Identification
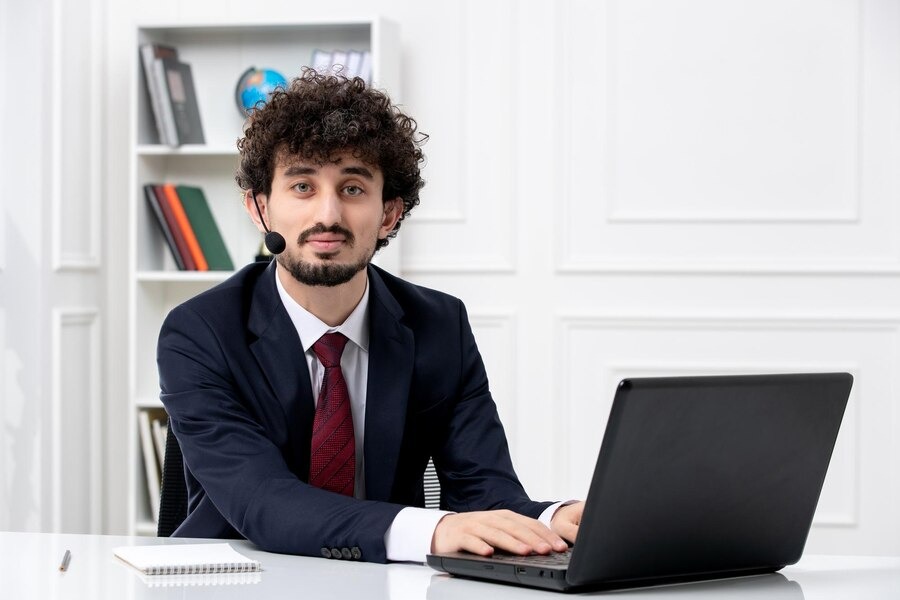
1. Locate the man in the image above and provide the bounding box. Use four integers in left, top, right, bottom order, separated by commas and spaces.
157, 70, 583, 563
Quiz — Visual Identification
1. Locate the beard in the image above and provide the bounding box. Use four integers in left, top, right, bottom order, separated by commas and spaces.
279, 223, 376, 287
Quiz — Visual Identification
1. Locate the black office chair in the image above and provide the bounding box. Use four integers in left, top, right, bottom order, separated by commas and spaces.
157, 425, 443, 536
157, 425, 188, 537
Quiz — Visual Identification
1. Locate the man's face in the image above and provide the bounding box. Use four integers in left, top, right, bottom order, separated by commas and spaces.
251, 152, 400, 287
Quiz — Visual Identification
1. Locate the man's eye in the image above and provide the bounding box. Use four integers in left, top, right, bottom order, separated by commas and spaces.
344, 185, 363, 196
294, 182, 312, 193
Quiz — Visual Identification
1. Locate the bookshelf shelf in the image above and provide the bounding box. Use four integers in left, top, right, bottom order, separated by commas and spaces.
135, 521, 157, 536
136, 396, 165, 410
136, 270, 235, 283
128, 17, 400, 536
137, 144, 239, 156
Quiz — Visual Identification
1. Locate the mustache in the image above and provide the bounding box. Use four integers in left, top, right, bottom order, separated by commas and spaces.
297, 223, 355, 246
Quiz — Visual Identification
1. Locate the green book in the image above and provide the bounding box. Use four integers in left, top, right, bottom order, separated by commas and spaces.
175, 185, 234, 270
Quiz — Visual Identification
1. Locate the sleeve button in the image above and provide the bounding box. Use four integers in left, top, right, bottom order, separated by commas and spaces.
320, 547, 331, 559
331, 548, 342, 559
341, 547, 352, 559
350, 546, 362, 560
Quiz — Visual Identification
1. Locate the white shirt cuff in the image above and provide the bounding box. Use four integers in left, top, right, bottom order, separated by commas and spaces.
384, 506, 453, 563
538, 500, 577, 528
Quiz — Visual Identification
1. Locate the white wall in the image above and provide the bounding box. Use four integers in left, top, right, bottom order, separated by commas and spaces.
393, 0, 900, 555
1, 0, 895, 555
0, 0, 105, 534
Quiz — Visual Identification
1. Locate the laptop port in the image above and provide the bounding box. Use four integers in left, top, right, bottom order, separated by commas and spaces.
516, 567, 527, 575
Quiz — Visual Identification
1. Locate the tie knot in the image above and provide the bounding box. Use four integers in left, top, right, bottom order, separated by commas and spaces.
313, 332, 348, 368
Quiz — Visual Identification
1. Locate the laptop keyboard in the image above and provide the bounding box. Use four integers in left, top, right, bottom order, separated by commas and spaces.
489, 549, 572, 566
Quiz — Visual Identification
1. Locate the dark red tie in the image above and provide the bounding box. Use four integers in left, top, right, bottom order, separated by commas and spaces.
309, 332, 355, 496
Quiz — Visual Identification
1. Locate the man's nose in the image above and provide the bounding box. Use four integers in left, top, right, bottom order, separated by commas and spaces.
315, 190, 342, 225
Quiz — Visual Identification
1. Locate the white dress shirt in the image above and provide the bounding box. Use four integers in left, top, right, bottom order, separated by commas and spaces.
275, 270, 562, 562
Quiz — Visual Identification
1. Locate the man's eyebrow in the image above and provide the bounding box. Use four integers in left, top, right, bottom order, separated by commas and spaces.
281, 165, 317, 177
342, 166, 375, 179
279, 164, 375, 179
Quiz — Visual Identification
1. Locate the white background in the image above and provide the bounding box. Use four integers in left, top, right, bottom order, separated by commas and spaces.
1, 0, 898, 555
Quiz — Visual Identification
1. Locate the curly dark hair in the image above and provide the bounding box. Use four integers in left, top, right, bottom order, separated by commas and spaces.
236, 69, 427, 250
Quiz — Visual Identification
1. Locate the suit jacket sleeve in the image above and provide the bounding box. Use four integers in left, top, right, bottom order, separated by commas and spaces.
432, 300, 554, 519
158, 303, 405, 562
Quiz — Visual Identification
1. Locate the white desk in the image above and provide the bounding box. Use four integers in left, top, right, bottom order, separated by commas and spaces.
1, 531, 898, 599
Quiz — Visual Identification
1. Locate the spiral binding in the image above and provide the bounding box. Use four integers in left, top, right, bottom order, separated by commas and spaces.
138, 570, 262, 588
145, 559, 261, 576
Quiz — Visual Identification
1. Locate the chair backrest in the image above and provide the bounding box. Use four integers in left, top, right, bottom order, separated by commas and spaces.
423, 457, 441, 509
156, 425, 188, 537
157, 425, 443, 536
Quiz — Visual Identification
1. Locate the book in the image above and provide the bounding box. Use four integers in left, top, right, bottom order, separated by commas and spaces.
163, 184, 209, 271
151, 59, 179, 146
359, 51, 372, 85
138, 410, 160, 522
330, 50, 349, 75
151, 417, 167, 470
176, 185, 234, 270
139, 44, 179, 145
151, 185, 196, 270
311, 48, 332, 73
345, 50, 363, 79
143, 185, 185, 270
309, 49, 370, 83
160, 58, 205, 145
113, 543, 261, 576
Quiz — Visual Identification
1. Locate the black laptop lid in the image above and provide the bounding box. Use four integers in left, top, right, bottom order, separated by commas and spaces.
566, 372, 851, 588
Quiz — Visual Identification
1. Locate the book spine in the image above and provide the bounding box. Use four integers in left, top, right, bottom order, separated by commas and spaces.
143, 184, 186, 270
139, 45, 170, 145
138, 409, 160, 522
153, 59, 180, 146
359, 51, 372, 85
152, 185, 195, 270
163, 184, 208, 271
176, 185, 234, 271
166, 61, 205, 145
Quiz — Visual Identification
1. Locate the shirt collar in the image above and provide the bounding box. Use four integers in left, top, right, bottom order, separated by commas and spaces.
275, 267, 370, 353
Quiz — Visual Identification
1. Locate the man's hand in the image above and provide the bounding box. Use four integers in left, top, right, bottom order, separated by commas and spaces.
549, 501, 584, 543
431, 510, 569, 557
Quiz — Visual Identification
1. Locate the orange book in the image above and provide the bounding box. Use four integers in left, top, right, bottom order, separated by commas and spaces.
163, 184, 208, 271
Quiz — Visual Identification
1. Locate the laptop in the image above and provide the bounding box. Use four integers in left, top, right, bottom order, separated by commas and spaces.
426, 372, 852, 592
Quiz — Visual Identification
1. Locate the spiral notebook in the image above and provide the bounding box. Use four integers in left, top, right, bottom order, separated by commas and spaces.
113, 543, 261, 576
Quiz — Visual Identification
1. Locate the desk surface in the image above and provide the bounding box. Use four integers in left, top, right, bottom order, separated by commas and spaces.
1, 531, 898, 599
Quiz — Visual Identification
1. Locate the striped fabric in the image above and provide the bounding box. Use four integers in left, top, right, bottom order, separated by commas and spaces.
423, 457, 441, 509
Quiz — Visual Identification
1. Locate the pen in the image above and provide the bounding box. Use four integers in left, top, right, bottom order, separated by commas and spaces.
59, 549, 71, 572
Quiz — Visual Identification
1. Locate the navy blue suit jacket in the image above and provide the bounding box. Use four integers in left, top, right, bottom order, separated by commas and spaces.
157, 261, 551, 562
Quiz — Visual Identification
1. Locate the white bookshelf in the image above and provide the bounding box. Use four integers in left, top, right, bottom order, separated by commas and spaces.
128, 18, 401, 536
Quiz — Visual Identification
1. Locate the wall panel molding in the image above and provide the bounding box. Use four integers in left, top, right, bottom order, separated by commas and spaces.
51, 308, 101, 533
401, 0, 518, 274
51, 0, 101, 271
554, 312, 897, 535
555, 0, 900, 274
469, 311, 518, 453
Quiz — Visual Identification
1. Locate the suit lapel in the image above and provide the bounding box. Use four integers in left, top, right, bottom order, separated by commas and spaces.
248, 261, 315, 480
364, 266, 414, 502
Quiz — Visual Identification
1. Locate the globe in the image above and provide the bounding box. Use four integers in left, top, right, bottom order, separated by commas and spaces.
235, 67, 288, 116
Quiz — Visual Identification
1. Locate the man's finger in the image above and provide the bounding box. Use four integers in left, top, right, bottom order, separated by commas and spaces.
459, 533, 495, 556
553, 519, 579, 543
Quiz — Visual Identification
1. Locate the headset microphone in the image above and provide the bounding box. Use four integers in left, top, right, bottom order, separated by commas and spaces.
251, 191, 286, 255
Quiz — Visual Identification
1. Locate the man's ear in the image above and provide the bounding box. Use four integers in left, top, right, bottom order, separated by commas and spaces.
379, 197, 403, 238
243, 190, 268, 234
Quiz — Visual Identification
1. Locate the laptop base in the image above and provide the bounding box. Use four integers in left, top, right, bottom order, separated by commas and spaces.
427, 553, 784, 593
